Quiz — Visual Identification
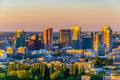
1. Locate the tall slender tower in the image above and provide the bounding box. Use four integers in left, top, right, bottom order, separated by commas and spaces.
102, 26, 112, 52
71, 26, 81, 49
59, 29, 71, 47
93, 33, 99, 51
14, 30, 26, 48
43, 28, 53, 51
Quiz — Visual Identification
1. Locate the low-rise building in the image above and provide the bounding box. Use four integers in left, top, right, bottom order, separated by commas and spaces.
0, 50, 7, 60
81, 76, 91, 80
103, 74, 120, 80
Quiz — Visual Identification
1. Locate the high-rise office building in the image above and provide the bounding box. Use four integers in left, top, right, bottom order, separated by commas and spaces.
102, 26, 112, 52
82, 36, 93, 49
43, 28, 53, 51
14, 30, 26, 48
71, 26, 81, 49
98, 41, 105, 56
59, 29, 71, 47
93, 34, 99, 51
25, 34, 44, 50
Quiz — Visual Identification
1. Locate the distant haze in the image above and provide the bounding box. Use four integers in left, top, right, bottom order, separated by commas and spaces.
0, 0, 120, 31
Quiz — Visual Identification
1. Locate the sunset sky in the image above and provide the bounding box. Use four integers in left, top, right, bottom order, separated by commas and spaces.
0, 0, 120, 31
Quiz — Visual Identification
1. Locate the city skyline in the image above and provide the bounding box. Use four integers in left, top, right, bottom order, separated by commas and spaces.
0, 0, 120, 31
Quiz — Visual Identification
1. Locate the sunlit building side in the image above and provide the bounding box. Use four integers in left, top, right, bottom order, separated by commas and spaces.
6, 47, 14, 54
0, 50, 7, 60
71, 26, 81, 49
43, 28, 53, 51
102, 26, 112, 53
93, 34, 99, 51
17, 47, 26, 54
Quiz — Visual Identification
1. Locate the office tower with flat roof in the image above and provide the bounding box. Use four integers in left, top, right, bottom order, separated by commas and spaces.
43, 28, 53, 51
59, 29, 71, 47
102, 26, 112, 52
71, 26, 81, 49
26, 34, 44, 50
14, 30, 26, 48
82, 36, 93, 49
98, 41, 105, 56
93, 33, 99, 51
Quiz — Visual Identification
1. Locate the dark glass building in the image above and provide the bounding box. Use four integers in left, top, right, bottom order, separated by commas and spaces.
14, 30, 26, 48
59, 29, 71, 47
82, 36, 93, 49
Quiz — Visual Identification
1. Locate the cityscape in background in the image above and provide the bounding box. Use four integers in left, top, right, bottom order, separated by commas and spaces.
0, 26, 120, 80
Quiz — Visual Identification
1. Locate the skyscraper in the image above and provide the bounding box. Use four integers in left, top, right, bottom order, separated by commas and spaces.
71, 26, 81, 49
14, 30, 26, 48
98, 41, 105, 56
43, 28, 53, 51
93, 33, 99, 51
82, 36, 93, 49
59, 29, 71, 47
26, 34, 44, 50
102, 26, 112, 52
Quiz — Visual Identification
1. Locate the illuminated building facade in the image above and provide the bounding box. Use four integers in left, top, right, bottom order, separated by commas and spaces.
93, 34, 99, 51
17, 47, 26, 54
14, 30, 26, 48
71, 26, 81, 49
59, 29, 71, 47
102, 26, 112, 52
6, 47, 14, 54
43, 28, 53, 51
0, 50, 7, 60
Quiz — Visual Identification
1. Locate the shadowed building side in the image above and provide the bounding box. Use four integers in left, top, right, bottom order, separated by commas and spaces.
59, 29, 71, 47
14, 30, 26, 48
